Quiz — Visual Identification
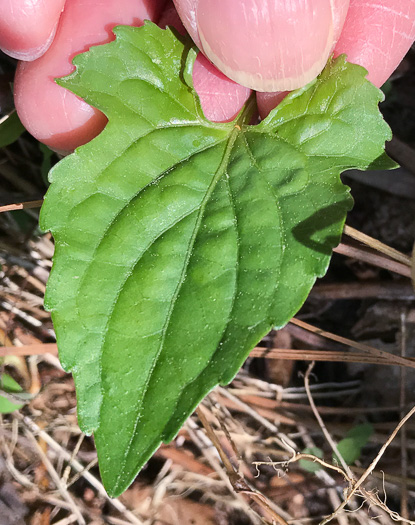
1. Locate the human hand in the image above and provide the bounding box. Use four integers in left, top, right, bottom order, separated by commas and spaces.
1, 0, 414, 153
174, 0, 415, 116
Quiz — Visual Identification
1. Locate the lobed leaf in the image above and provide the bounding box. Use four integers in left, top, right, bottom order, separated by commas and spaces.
40, 23, 393, 496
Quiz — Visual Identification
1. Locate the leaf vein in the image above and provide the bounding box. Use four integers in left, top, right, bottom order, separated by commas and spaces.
113, 130, 241, 490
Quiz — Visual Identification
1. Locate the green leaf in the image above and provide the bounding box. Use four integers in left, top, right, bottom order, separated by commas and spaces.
40, 23, 392, 496
334, 423, 373, 465
345, 422, 373, 447
0, 111, 25, 148
334, 438, 362, 466
299, 447, 323, 473
0, 373, 24, 413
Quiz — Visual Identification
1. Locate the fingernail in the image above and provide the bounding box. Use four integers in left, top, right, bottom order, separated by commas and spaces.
196, 0, 338, 92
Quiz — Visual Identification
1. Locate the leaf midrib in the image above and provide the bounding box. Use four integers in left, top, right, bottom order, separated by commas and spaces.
72, 130, 228, 321
111, 124, 243, 491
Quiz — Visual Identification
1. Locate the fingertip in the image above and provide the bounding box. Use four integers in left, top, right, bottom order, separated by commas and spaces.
0, 0, 66, 61
14, 61, 108, 153
14, 0, 165, 152
334, 0, 415, 88
255, 0, 348, 120
192, 53, 251, 122
196, 0, 341, 92
331, 0, 351, 44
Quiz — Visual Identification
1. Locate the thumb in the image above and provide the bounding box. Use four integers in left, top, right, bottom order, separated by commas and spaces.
174, 0, 349, 92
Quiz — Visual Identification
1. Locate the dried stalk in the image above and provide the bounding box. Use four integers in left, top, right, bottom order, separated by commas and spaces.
14, 413, 144, 525
196, 404, 291, 525
290, 318, 415, 369
320, 405, 415, 525
343, 225, 412, 267
0, 200, 43, 213
334, 242, 411, 278
304, 362, 353, 479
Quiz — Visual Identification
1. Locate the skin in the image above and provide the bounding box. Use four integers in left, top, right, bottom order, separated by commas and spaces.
175, 0, 415, 118
2, 0, 415, 151
334, 0, 415, 88
0, 0, 66, 60
13, 0, 167, 152
175, 0, 350, 92
158, 4, 251, 123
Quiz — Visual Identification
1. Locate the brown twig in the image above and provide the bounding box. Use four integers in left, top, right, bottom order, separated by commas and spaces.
320, 405, 415, 525
186, 417, 264, 524
304, 363, 353, 480
14, 413, 144, 525
253, 454, 352, 484
0, 343, 58, 357
250, 347, 415, 367
334, 242, 412, 278
289, 318, 415, 369
196, 405, 237, 481
311, 281, 415, 301
196, 404, 291, 525
399, 312, 408, 519
0, 200, 44, 213
23, 428, 86, 525
343, 225, 412, 267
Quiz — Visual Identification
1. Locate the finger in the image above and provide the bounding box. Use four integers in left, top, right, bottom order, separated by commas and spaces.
257, 0, 415, 119
172, 0, 202, 48
174, 0, 349, 92
0, 0, 66, 60
14, 0, 167, 153
255, 0, 349, 119
160, 2, 251, 122
256, 91, 289, 120
334, 0, 415, 88
192, 54, 251, 122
